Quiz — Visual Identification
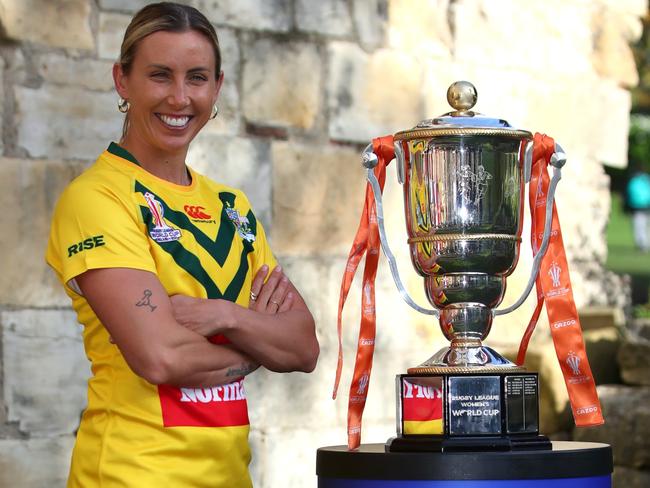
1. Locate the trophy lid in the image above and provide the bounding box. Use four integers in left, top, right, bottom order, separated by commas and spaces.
394, 81, 532, 141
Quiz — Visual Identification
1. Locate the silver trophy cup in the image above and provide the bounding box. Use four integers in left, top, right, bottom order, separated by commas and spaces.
364, 81, 565, 376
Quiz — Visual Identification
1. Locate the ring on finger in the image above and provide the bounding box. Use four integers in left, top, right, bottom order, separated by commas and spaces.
250, 291, 258, 301
270, 299, 280, 307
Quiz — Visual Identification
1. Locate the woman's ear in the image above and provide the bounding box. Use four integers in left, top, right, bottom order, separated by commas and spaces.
213, 70, 225, 105
113, 63, 129, 100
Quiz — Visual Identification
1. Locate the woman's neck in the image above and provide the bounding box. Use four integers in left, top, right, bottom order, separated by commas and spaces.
119, 137, 191, 186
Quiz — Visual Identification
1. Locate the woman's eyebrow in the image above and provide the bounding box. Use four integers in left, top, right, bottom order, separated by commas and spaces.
146, 64, 211, 73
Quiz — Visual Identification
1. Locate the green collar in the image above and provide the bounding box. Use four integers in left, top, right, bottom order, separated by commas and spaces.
108, 142, 140, 166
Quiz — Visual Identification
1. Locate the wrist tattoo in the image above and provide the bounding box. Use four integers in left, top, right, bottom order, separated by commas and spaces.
226, 362, 255, 377
135, 289, 157, 312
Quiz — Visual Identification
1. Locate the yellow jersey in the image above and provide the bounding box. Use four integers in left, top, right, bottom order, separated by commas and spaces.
46, 143, 276, 487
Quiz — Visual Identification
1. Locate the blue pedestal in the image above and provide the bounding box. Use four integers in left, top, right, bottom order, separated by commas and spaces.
316, 442, 611, 488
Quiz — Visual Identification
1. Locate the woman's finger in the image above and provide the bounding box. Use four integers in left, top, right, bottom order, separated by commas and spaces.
278, 291, 294, 313
249, 265, 269, 307
257, 265, 282, 307
268, 276, 290, 313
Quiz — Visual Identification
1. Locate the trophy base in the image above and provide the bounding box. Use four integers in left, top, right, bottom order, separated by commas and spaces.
409, 345, 522, 374
391, 371, 549, 453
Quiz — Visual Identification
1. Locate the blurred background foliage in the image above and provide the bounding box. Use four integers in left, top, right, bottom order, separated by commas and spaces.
605, 11, 650, 313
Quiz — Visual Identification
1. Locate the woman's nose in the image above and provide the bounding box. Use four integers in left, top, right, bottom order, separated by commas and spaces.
168, 80, 189, 107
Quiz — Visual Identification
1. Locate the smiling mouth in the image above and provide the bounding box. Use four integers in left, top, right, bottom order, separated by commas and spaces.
156, 114, 192, 128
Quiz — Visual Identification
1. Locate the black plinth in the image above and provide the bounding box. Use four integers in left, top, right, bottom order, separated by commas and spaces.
317, 441, 612, 487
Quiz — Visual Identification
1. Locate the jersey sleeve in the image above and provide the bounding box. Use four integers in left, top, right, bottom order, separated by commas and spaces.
46, 179, 157, 292
252, 215, 277, 274
239, 192, 276, 274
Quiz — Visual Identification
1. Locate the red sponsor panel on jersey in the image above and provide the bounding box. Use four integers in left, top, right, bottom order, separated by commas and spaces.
158, 379, 250, 428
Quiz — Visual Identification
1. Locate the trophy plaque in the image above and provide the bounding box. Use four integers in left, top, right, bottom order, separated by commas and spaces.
360, 81, 568, 452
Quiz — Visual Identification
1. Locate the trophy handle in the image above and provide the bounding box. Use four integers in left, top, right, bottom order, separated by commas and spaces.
362, 144, 439, 317
493, 142, 566, 317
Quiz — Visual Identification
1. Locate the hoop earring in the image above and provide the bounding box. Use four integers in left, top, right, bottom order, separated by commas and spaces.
210, 104, 218, 119
118, 98, 130, 113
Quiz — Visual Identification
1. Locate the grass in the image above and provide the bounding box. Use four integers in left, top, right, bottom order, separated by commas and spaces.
606, 193, 650, 307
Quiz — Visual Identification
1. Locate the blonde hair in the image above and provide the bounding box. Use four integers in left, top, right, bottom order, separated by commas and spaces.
118, 2, 221, 139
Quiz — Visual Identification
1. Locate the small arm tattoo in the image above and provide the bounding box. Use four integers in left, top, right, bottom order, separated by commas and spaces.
135, 289, 157, 312
226, 362, 256, 378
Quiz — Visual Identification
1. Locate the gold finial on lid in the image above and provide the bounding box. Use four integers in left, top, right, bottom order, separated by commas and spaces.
447, 81, 477, 115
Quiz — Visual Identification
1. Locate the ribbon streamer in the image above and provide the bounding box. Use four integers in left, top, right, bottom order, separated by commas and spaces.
333, 136, 394, 450
517, 133, 603, 427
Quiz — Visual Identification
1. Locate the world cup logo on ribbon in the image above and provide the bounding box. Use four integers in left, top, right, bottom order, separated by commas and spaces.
357, 372, 370, 395
566, 351, 581, 376
362, 283, 375, 315
548, 261, 562, 288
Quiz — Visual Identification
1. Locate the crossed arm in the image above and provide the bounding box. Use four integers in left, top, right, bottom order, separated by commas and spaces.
76, 266, 319, 388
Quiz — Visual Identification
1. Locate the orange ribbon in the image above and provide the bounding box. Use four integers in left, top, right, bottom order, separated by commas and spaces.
333, 136, 394, 450
517, 133, 603, 427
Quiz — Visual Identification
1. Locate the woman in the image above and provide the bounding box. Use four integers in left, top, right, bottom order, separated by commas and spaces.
45, 3, 319, 487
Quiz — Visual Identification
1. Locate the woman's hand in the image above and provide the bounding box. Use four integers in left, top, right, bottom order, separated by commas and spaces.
248, 265, 294, 314
170, 295, 234, 338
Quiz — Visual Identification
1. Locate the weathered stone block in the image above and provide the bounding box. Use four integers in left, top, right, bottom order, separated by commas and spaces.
0, 0, 94, 50
600, 0, 648, 17
451, 0, 593, 75
352, 0, 388, 51
387, 0, 452, 59
0, 436, 74, 487
599, 0, 649, 16
328, 42, 424, 142
187, 133, 271, 226
271, 141, 366, 255
573, 385, 650, 469
592, 7, 642, 87
0, 158, 84, 307
0, 55, 4, 155
200, 27, 241, 136
627, 318, 650, 343
251, 422, 397, 487
35, 53, 115, 92
2, 309, 90, 435
98, 0, 156, 12
98, 12, 132, 61
15, 85, 123, 160
296, 0, 353, 37
583, 327, 622, 386
196, 0, 292, 32
242, 38, 321, 129
618, 341, 650, 386
579, 306, 625, 330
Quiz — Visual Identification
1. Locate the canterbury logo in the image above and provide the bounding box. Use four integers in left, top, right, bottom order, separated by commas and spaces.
184, 205, 211, 219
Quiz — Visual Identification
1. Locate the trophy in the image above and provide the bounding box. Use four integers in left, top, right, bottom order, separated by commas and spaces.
360, 81, 568, 452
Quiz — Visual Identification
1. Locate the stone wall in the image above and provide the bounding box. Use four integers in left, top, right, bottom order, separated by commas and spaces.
573, 318, 650, 486
0, 0, 646, 486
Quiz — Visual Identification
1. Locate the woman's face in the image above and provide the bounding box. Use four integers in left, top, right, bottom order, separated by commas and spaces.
113, 29, 223, 158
